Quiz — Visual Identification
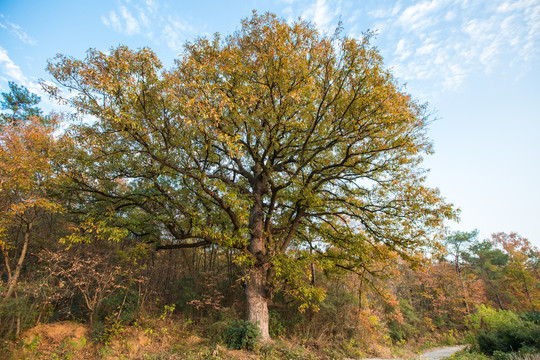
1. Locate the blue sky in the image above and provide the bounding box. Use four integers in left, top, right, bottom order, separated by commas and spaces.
1, 0, 539, 246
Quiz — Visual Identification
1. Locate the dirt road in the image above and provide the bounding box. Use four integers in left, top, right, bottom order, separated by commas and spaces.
418, 345, 466, 359
361, 345, 466, 360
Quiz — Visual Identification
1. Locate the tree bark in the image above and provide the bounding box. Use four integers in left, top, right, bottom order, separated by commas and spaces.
246, 264, 270, 341
246, 173, 271, 341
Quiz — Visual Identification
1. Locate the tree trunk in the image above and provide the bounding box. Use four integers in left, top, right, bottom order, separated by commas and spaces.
246, 264, 270, 341
521, 274, 535, 312
358, 273, 364, 310
246, 173, 270, 341
457, 267, 470, 314
495, 293, 505, 311
1, 223, 31, 307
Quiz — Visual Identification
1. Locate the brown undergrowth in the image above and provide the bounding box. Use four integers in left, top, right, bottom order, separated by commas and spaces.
5, 317, 270, 360
3, 317, 451, 360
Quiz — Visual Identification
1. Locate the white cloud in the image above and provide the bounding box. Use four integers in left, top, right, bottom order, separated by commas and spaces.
101, 6, 140, 35
395, 39, 413, 61
138, 11, 150, 28
416, 41, 437, 56
301, 0, 340, 33
101, 11, 122, 32
396, 0, 447, 31
366, 0, 540, 91
443, 63, 466, 89
369, 3, 402, 19
120, 6, 140, 35
101, 1, 198, 51
497, 0, 537, 13
445, 10, 457, 20
163, 18, 196, 52
0, 46, 27, 84
0, 15, 36, 45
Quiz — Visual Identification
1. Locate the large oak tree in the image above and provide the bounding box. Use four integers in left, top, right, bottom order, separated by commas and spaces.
46, 13, 456, 340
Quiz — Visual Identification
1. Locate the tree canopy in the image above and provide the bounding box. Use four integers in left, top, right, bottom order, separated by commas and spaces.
46, 12, 456, 340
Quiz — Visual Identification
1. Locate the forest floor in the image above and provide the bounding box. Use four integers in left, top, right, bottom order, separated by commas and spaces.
3, 320, 467, 360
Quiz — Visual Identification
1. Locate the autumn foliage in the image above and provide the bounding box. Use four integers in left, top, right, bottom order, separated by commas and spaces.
0, 12, 539, 359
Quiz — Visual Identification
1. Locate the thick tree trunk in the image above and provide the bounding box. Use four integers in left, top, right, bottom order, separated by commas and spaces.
246, 264, 270, 341
246, 173, 271, 341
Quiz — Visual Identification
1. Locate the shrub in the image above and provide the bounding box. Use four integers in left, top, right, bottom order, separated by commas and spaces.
476, 324, 540, 356
0, 280, 48, 340
468, 305, 540, 356
447, 348, 490, 360
97, 288, 140, 324
223, 320, 261, 350
269, 308, 286, 339
468, 305, 521, 333
388, 299, 420, 342
519, 311, 540, 325
90, 289, 140, 344
492, 350, 540, 360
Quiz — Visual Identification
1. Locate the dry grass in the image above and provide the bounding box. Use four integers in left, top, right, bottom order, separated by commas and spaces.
3, 318, 260, 360
2, 318, 470, 360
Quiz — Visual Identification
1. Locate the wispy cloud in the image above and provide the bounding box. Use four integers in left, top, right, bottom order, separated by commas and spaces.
281, 0, 347, 32
368, 0, 540, 91
162, 17, 197, 51
0, 15, 36, 45
0, 46, 41, 100
395, 0, 446, 31
301, 0, 338, 32
101, 1, 197, 51
0, 46, 27, 84
281, 0, 539, 93
101, 5, 140, 35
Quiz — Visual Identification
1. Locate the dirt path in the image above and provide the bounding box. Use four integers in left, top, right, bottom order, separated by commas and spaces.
418, 345, 466, 359
361, 345, 466, 360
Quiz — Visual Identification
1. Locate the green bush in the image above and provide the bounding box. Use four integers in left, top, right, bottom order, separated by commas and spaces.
269, 309, 286, 339
492, 350, 540, 360
223, 320, 261, 350
91, 289, 140, 343
468, 305, 521, 333
90, 320, 106, 341
468, 305, 540, 356
476, 324, 540, 356
519, 311, 540, 325
447, 348, 490, 360
388, 298, 421, 342
97, 288, 140, 323
0, 296, 39, 339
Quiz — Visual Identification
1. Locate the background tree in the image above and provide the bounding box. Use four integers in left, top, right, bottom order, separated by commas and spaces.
465, 239, 509, 310
0, 82, 43, 127
491, 232, 539, 311
444, 229, 478, 314
0, 84, 60, 307
46, 13, 456, 340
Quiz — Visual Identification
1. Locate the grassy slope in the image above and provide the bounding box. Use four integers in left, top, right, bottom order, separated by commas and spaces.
4, 318, 428, 360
